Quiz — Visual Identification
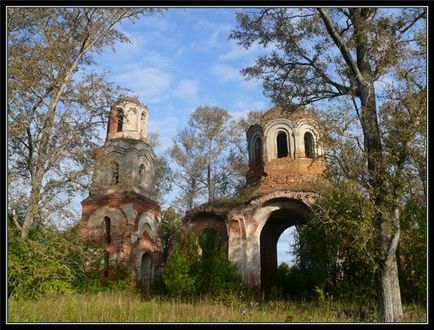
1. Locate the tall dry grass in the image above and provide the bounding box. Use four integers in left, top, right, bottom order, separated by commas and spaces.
7, 291, 427, 323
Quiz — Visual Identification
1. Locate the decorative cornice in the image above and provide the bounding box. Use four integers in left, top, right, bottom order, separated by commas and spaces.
249, 190, 320, 207
82, 191, 160, 208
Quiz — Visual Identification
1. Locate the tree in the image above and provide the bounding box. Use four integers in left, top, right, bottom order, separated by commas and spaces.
160, 207, 182, 260
231, 8, 426, 321
7, 8, 164, 238
161, 228, 240, 297
296, 182, 377, 301
169, 125, 207, 210
169, 106, 241, 210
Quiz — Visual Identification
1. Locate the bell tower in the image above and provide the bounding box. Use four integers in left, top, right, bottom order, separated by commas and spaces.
245, 106, 326, 194
81, 96, 162, 290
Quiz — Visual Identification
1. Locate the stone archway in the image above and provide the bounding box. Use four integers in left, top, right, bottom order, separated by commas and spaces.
139, 252, 152, 290
260, 209, 305, 291
256, 198, 311, 291
186, 212, 229, 255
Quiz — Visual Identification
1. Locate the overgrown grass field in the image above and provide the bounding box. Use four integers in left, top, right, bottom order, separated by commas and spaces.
8, 291, 426, 323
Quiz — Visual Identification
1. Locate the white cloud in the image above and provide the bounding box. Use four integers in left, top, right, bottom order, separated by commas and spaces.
229, 109, 251, 121
148, 115, 183, 151
211, 64, 242, 82
172, 79, 199, 103
114, 67, 172, 104
146, 51, 173, 68
219, 41, 268, 62
133, 13, 178, 34
189, 17, 233, 52
190, 30, 222, 52
194, 18, 232, 32
232, 99, 268, 113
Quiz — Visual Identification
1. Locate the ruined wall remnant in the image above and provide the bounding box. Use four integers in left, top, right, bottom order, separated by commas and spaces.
181, 106, 326, 291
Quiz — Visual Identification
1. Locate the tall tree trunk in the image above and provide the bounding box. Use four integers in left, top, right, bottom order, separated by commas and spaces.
351, 9, 403, 321
20, 55, 84, 238
377, 249, 403, 321
377, 208, 403, 321
361, 84, 402, 322
207, 163, 212, 203
187, 177, 196, 210
20, 87, 62, 238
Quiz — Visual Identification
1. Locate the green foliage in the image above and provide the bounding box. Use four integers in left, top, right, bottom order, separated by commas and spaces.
8, 225, 75, 299
269, 263, 308, 299
161, 247, 198, 296
154, 156, 173, 204
169, 105, 245, 210
271, 183, 377, 302
398, 197, 427, 304
161, 233, 200, 296
7, 221, 132, 299
197, 229, 240, 295
307, 183, 376, 301
161, 228, 241, 297
160, 207, 182, 260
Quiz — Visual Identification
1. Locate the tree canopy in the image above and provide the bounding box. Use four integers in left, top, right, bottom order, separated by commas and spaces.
231, 7, 426, 322
7, 8, 164, 237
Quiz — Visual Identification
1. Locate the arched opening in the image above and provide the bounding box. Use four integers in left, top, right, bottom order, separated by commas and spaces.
304, 132, 315, 158
139, 163, 145, 185
116, 108, 124, 132
254, 137, 262, 166
198, 227, 225, 258
130, 108, 138, 130
103, 216, 111, 245
140, 253, 152, 291
259, 200, 309, 292
277, 131, 289, 158
141, 112, 147, 134
189, 213, 228, 256
111, 161, 119, 185
277, 226, 298, 267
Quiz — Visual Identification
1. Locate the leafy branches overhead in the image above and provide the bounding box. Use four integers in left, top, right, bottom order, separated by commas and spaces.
231, 8, 425, 107
169, 106, 244, 211
7, 8, 164, 237
231, 7, 426, 322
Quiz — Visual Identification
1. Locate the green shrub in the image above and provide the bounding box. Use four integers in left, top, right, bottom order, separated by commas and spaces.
275, 183, 377, 302
161, 228, 241, 297
8, 226, 75, 299
7, 222, 129, 299
398, 198, 427, 304
162, 247, 198, 296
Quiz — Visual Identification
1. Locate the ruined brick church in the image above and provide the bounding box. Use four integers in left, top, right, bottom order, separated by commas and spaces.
80, 96, 325, 291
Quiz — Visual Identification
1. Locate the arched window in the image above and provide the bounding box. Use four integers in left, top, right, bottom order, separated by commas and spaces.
277, 132, 289, 158
130, 108, 138, 130
140, 253, 152, 290
103, 216, 111, 244
139, 163, 145, 184
116, 108, 124, 132
141, 112, 147, 134
254, 137, 262, 166
111, 161, 120, 185
304, 132, 314, 158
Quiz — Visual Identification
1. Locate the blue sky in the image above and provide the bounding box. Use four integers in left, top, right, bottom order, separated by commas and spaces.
89, 8, 296, 265
72, 7, 425, 266
92, 8, 272, 151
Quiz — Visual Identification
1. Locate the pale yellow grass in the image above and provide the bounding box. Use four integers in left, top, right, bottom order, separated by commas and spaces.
7, 291, 427, 323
